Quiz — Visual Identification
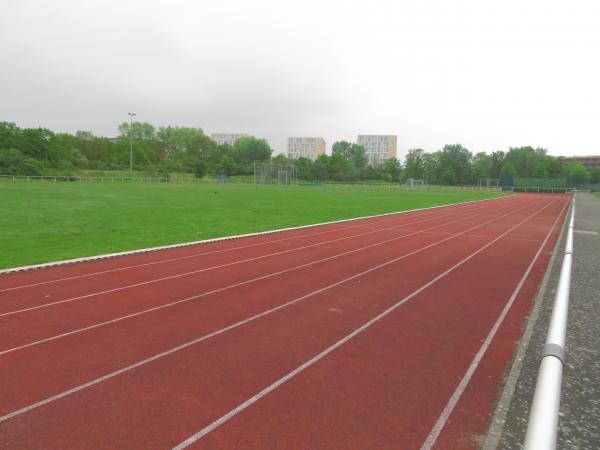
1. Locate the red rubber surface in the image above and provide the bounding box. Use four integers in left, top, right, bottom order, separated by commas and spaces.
0, 194, 570, 449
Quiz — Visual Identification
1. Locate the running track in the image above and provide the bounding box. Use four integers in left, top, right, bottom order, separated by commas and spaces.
0, 193, 570, 449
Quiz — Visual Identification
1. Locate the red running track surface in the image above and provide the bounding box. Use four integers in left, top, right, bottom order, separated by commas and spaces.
0, 193, 570, 449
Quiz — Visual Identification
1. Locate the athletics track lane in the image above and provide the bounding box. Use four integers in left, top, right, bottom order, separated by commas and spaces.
0, 196, 529, 409
0, 197, 526, 355
0, 194, 570, 449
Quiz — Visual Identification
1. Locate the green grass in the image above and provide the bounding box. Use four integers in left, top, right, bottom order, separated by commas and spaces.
0, 182, 502, 269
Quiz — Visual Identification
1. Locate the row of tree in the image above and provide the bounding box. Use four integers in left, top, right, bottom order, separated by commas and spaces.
1, 121, 598, 185
0, 121, 272, 178
401, 145, 597, 185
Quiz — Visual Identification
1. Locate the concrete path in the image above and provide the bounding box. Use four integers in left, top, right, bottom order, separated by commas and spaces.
484, 192, 600, 449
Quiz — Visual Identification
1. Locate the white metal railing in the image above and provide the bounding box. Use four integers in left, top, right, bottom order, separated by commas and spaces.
523, 197, 575, 450
0, 175, 576, 193
0, 175, 227, 184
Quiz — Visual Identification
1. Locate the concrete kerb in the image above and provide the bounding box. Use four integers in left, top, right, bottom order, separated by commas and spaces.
482, 195, 573, 450
0, 195, 509, 275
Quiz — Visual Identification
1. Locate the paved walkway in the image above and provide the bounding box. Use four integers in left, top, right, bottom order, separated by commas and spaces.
485, 192, 600, 449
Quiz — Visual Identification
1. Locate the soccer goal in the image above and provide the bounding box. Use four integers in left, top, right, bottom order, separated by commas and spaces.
478, 178, 501, 190
254, 163, 297, 185
405, 178, 427, 189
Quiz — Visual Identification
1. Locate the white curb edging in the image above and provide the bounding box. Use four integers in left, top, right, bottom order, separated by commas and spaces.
0, 195, 508, 275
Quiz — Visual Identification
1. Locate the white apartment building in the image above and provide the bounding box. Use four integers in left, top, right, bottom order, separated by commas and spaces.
357, 135, 397, 165
210, 133, 249, 146
287, 137, 326, 161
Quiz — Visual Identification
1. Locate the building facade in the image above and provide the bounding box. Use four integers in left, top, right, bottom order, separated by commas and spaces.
562, 155, 600, 171
357, 135, 397, 165
210, 133, 249, 146
287, 137, 326, 161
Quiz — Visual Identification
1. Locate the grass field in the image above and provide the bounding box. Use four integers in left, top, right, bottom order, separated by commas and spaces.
0, 182, 503, 269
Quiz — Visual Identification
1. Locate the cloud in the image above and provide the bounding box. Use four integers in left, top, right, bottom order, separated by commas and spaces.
1, 0, 600, 156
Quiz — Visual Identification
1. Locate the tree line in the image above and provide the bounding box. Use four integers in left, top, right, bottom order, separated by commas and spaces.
401, 145, 597, 186
1, 121, 598, 185
0, 121, 272, 178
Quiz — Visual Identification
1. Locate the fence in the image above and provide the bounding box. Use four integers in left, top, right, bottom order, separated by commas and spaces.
502, 186, 571, 193
514, 177, 567, 189
523, 199, 575, 449
0, 175, 579, 193
0, 175, 228, 184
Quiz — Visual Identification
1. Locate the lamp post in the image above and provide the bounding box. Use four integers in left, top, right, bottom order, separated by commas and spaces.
128, 112, 136, 179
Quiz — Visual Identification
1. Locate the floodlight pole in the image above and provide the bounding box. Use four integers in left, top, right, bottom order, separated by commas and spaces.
128, 112, 136, 180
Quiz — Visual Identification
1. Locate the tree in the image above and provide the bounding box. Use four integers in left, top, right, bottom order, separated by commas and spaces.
471, 152, 493, 182
118, 121, 156, 141
382, 157, 401, 182
404, 148, 425, 180
0, 148, 25, 174
217, 155, 238, 176
271, 153, 288, 164
423, 151, 441, 184
331, 141, 368, 169
0, 148, 46, 175
441, 166, 457, 185
194, 160, 207, 178
326, 152, 353, 181
566, 163, 590, 185
19, 127, 54, 161
545, 156, 565, 177
533, 161, 549, 178
0, 122, 20, 149
503, 146, 553, 177
438, 144, 472, 185
490, 151, 505, 178
232, 137, 272, 166
590, 167, 600, 183
75, 130, 95, 141
313, 154, 329, 180
295, 157, 315, 180
500, 161, 516, 185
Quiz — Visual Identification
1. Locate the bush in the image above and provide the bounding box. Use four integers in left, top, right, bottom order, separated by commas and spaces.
0, 148, 24, 173
194, 160, 207, 178
20, 157, 46, 175
0, 148, 50, 175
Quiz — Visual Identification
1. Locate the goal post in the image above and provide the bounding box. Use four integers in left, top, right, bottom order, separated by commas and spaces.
478, 178, 501, 189
405, 178, 427, 189
254, 162, 297, 185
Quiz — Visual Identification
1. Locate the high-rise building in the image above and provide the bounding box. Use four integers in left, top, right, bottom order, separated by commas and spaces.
287, 137, 326, 161
210, 133, 249, 146
357, 135, 397, 165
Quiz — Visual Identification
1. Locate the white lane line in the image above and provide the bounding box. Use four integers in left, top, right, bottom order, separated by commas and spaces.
171, 198, 561, 449
0, 195, 506, 278
0, 200, 535, 356
0, 210, 438, 294
419, 198, 570, 450
0, 200, 508, 317
0, 226, 351, 293
0, 199, 501, 293
0, 198, 547, 423
389, 229, 543, 243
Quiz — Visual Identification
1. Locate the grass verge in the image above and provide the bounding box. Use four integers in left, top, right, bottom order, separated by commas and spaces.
0, 182, 503, 269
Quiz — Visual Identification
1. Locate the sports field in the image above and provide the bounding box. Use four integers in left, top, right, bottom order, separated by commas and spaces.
0, 182, 500, 269
0, 193, 570, 449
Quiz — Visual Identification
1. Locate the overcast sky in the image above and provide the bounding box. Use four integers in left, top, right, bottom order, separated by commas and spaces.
1, 0, 599, 160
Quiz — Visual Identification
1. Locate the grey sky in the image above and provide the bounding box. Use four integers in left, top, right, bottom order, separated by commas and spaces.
1, 0, 599, 160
